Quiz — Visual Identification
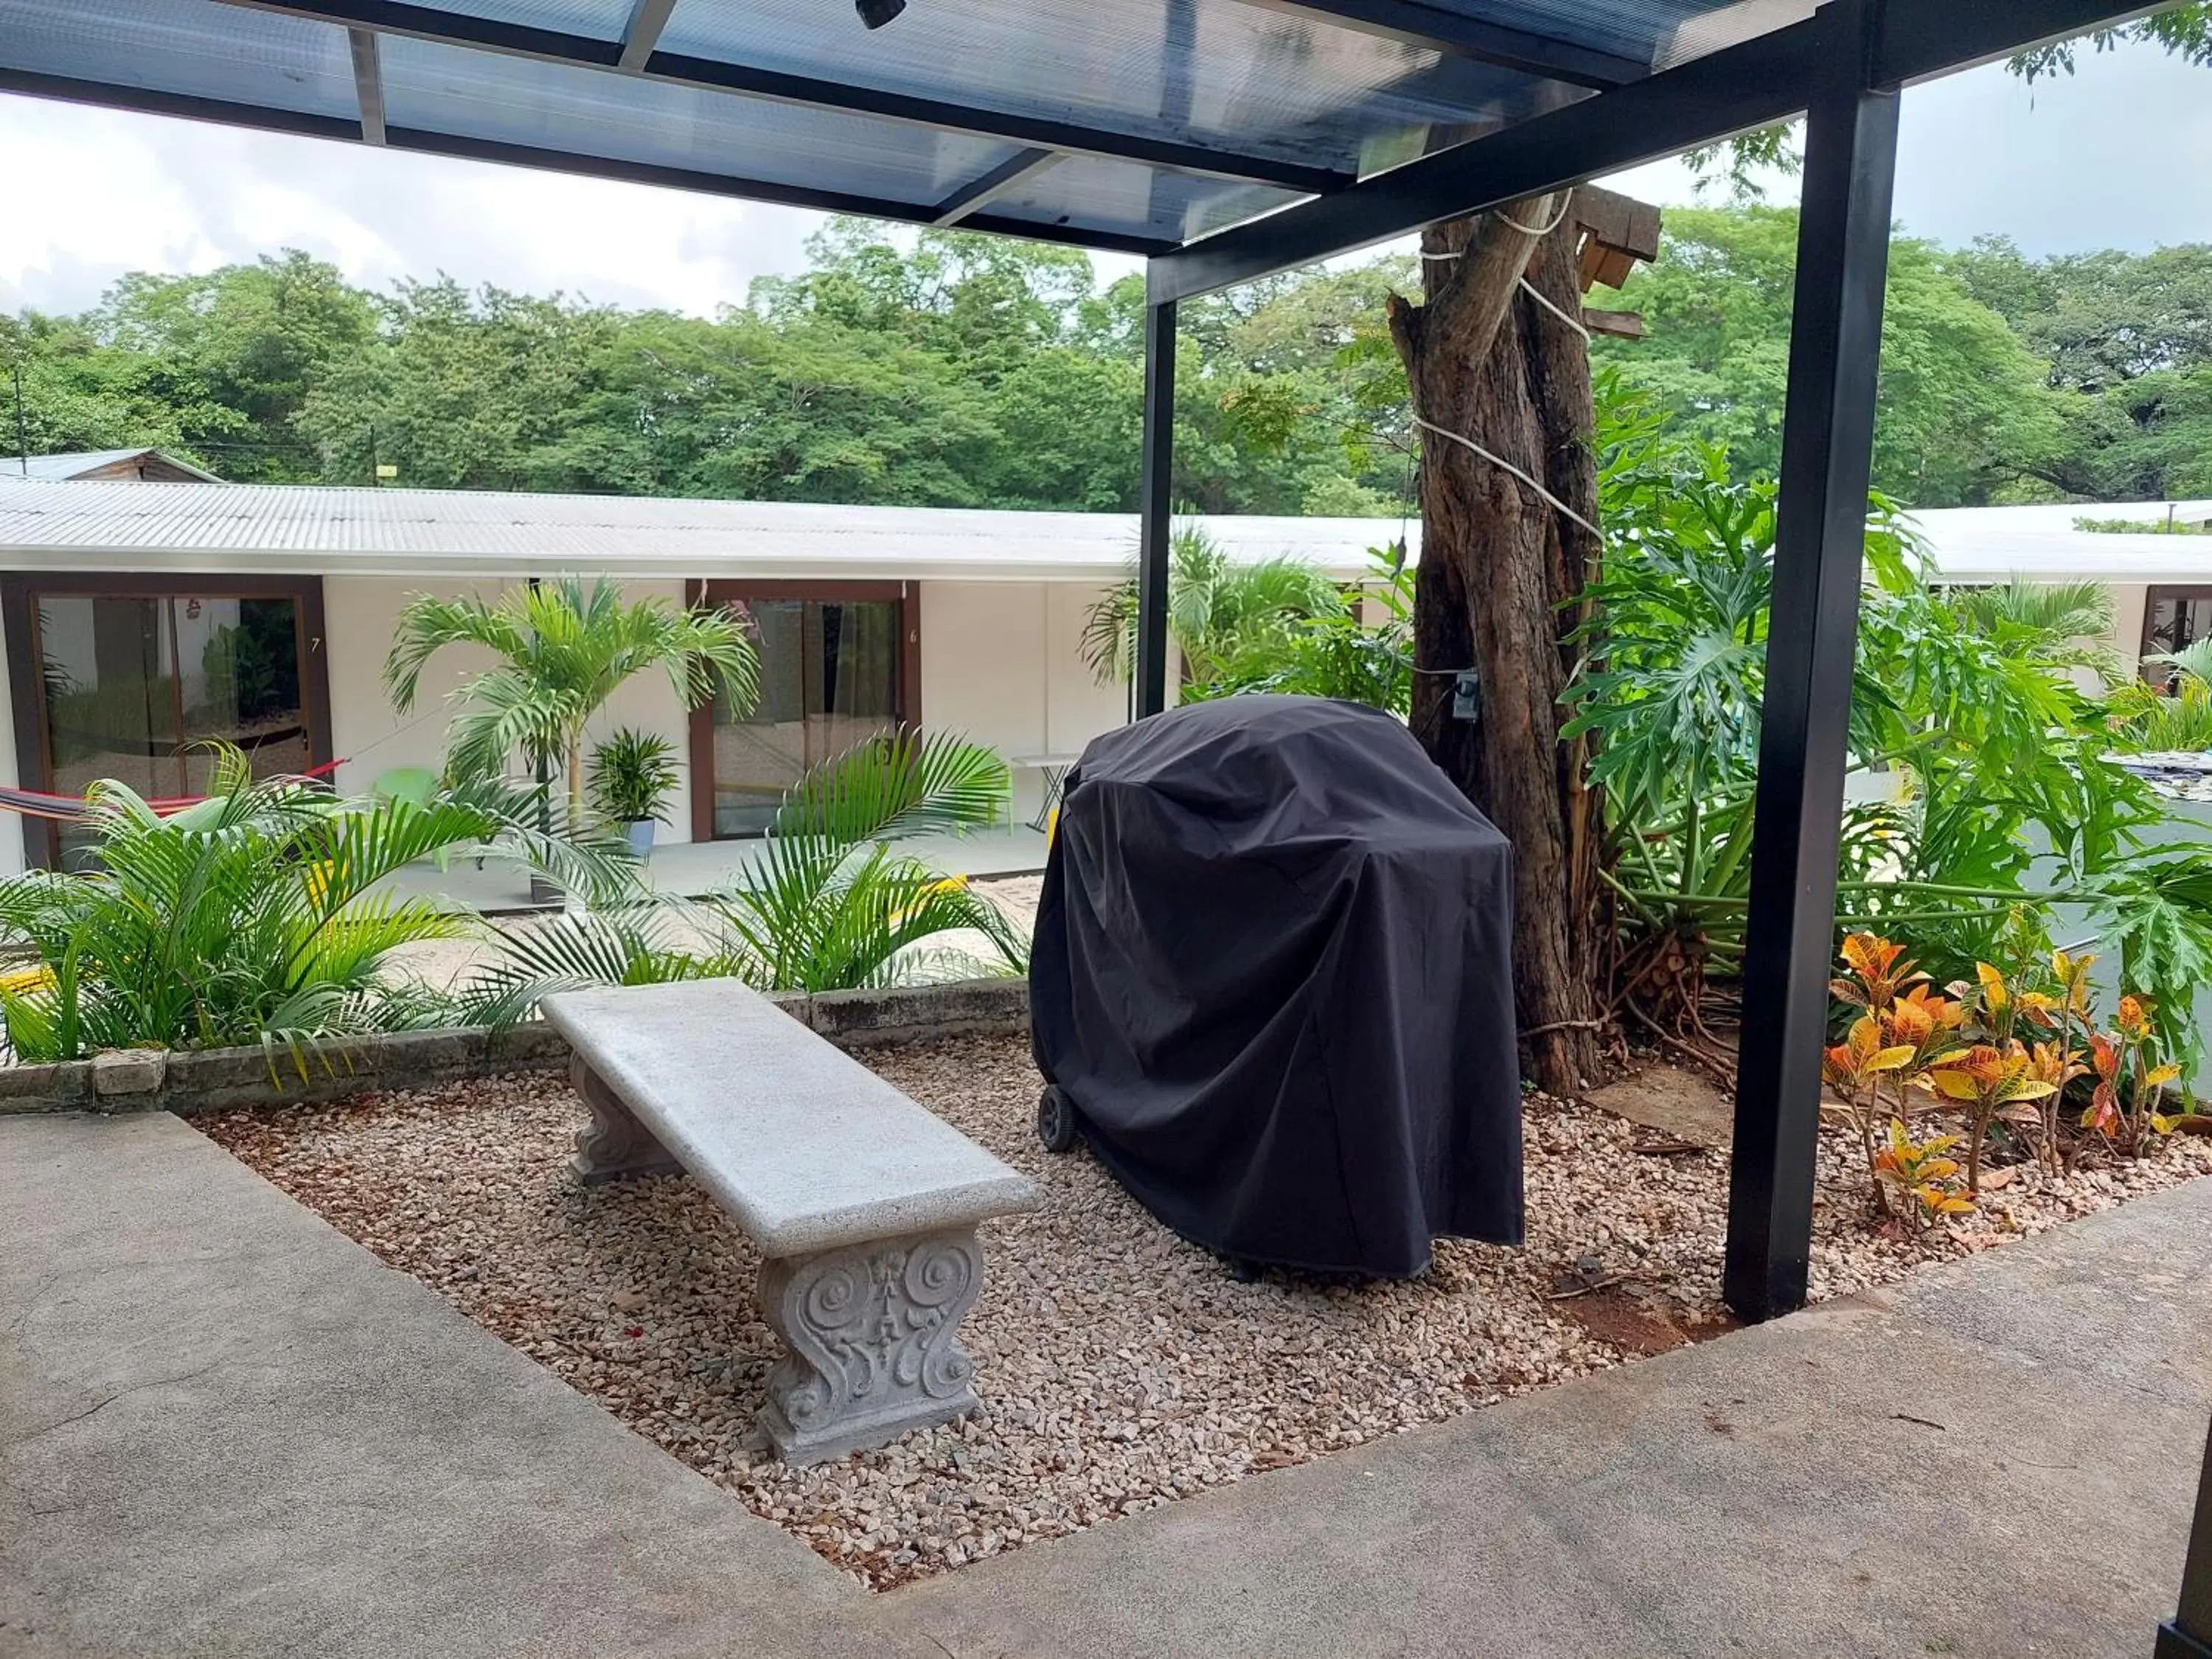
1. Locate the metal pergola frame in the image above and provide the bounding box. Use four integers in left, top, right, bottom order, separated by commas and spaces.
1139, 0, 2166, 1325
0, 0, 2171, 1327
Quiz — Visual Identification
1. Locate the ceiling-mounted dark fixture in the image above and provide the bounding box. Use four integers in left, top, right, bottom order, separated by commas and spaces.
856, 0, 905, 27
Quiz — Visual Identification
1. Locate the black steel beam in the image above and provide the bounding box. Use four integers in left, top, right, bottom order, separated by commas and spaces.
616, 0, 678, 74
1134, 296, 1178, 720
1231, 0, 1647, 88
2160, 1419, 2212, 1659
1722, 0, 1898, 1323
933, 150, 1062, 226
1150, 0, 2163, 301
348, 27, 386, 145
212, 0, 1354, 194
1877, 0, 2174, 83
0, 66, 1174, 258
1150, 12, 1821, 302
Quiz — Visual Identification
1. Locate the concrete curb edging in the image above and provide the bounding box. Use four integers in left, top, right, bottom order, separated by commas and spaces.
0, 976, 1029, 1117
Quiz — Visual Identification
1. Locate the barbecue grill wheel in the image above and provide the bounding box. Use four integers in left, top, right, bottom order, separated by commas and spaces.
1035, 1085, 1079, 1153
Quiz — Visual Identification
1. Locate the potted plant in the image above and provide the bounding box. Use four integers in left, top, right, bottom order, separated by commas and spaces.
588, 728, 680, 859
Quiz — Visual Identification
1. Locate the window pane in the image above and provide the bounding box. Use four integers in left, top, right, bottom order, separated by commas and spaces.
177, 597, 308, 795
39, 595, 180, 868
714, 599, 807, 838
35, 591, 311, 866
710, 596, 902, 838
2146, 594, 2212, 689
813, 599, 899, 755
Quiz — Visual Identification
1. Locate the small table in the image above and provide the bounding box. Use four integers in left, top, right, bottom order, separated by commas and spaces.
1008, 751, 1082, 832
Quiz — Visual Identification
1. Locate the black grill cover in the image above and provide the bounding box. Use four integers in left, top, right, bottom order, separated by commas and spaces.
1029, 695, 1523, 1278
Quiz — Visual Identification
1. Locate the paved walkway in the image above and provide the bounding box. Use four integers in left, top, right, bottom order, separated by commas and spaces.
383, 823, 1050, 914
4, 1108, 2206, 1658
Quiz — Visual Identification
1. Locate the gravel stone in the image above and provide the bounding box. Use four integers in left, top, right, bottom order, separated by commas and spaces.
197, 1037, 2212, 1592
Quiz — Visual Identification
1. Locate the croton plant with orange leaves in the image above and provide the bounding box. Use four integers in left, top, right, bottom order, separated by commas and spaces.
1823, 923, 2196, 1230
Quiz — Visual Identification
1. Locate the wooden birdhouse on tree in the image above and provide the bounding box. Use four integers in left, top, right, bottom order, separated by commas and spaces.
1569, 184, 1663, 340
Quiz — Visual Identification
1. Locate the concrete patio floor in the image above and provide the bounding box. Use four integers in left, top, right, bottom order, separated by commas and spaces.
381, 824, 1051, 913
3, 1107, 2205, 1658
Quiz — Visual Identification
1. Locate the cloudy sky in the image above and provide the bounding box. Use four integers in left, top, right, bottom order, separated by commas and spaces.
1, 34, 2208, 319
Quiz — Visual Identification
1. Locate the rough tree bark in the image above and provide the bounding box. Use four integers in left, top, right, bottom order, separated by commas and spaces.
1387, 195, 1604, 1097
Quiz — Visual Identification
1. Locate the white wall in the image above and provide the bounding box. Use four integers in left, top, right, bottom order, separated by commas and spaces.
0, 606, 18, 878
918, 580, 1128, 820
324, 574, 1121, 837
2110, 582, 2149, 678
0, 573, 1122, 861
321, 575, 694, 841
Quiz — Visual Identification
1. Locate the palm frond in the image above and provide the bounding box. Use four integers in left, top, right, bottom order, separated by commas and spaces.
769, 728, 1010, 845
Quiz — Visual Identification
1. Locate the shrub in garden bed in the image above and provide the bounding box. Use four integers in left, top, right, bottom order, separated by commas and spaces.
1820, 925, 2211, 1233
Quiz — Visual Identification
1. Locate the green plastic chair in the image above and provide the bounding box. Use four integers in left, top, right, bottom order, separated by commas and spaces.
372, 766, 438, 807
372, 766, 483, 872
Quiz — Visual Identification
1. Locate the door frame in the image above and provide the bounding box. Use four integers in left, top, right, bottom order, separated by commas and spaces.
2139, 585, 2212, 683
685, 579, 922, 842
0, 571, 332, 869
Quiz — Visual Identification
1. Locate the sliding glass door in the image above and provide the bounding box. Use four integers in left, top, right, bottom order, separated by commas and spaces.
694, 583, 917, 838
2143, 587, 2212, 690
4, 577, 328, 869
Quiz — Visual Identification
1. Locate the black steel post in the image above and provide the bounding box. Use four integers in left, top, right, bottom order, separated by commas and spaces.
1134, 285, 1177, 720
1721, 0, 1899, 1322
2160, 1417, 2212, 1658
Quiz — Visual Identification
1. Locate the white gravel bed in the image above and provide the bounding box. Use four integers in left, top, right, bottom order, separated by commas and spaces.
198, 1037, 2212, 1590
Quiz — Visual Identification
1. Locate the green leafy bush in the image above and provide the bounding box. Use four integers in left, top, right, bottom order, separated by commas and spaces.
0, 746, 635, 1063
1575, 392, 2212, 1080
459, 728, 1026, 1009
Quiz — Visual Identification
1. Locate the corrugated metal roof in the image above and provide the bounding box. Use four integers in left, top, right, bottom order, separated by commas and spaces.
0, 479, 1412, 582
4, 478, 2210, 587
1904, 501, 2212, 584
0, 448, 222, 483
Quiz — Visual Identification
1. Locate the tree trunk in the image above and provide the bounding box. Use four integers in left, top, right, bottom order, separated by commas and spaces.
1388, 196, 1605, 1098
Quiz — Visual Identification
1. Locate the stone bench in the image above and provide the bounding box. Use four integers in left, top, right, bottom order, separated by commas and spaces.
539, 980, 1038, 1464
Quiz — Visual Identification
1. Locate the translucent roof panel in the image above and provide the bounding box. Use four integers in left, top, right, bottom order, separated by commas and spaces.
0, 0, 1833, 259
424, 0, 631, 40
989, 157, 1298, 245
1416, 0, 1814, 69
0, 0, 357, 122
378, 35, 1020, 208
658, 0, 1592, 179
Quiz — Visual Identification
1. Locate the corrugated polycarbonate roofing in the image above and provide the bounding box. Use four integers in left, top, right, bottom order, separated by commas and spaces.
0, 0, 1809, 254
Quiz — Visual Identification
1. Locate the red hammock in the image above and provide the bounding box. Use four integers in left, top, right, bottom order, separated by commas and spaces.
0, 757, 349, 821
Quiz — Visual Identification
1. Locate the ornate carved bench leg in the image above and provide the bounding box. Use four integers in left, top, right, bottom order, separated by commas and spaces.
756, 1225, 986, 1464
568, 1056, 681, 1183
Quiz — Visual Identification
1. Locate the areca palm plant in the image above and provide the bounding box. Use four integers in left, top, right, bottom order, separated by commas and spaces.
383, 576, 758, 831
1079, 525, 1346, 687
1944, 577, 2119, 686
2107, 637, 2212, 752
0, 746, 635, 1062
457, 728, 1026, 1012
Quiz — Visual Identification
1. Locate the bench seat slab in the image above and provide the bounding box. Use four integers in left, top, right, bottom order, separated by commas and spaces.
757, 1225, 986, 1464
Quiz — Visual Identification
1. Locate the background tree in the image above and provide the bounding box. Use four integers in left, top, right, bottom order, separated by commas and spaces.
1590, 209, 2062, 506
1952, 237, 2212, 499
